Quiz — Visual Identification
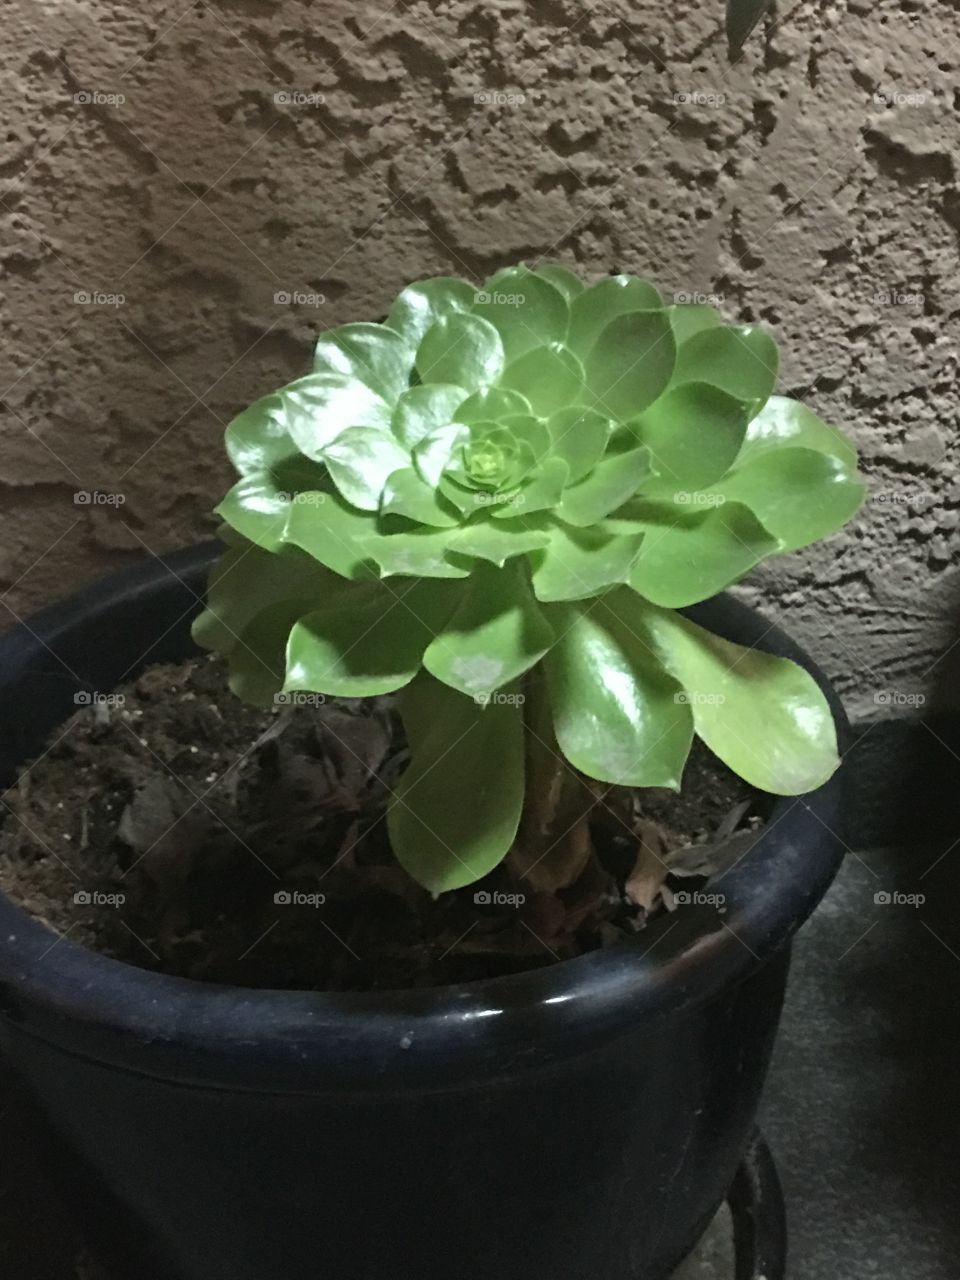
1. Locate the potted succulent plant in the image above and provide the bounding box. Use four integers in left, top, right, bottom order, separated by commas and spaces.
0, 264, 862, 1280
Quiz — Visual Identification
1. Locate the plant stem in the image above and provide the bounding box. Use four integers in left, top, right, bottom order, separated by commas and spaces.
509, 667, 597, 892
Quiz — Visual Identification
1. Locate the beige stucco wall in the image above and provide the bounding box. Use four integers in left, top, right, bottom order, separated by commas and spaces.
1, 0, 958, 718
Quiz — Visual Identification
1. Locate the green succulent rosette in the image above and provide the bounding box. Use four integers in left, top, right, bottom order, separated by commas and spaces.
195, 265, 865, 893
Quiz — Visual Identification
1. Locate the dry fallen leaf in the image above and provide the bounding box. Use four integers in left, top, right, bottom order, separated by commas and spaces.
117, 775, 213, 889
664, 828, 760, 880
625, 819, 671, 912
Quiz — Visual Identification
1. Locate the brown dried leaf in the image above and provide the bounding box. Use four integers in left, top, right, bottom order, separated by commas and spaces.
117, 775, 213, 888
560, 853, 616, 932
510, 815, 593, 894
315, 707, 391, 792
624, 819, 670, 911
664, 828, 760, 880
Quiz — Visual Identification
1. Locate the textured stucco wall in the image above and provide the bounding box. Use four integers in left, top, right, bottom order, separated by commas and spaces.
2, 0, 959, 719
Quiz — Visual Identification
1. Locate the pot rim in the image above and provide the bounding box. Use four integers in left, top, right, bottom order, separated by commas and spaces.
0, 544, 847, 1092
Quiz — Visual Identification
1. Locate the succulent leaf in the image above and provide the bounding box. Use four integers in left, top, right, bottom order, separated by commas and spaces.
313, 322, 412, 403
199, 266, 865, 891
737, 395, 859, 473
229, 596, 320, 707
625, 500, 778, 607
558, 442, 651, 526
584, 309, 676, 420
214, 456, 327, 552
368, 527, 472, 579
283, 487, 380, 580
392, 383, 468, 450
630, 593, 841, 794
546, 406, 611, 482
385, 277, 475, 347
544, 600, 694, 788
567, 275, 663, 355
500, 343, 584, 416
665, 303, 723, 347
412, 422, 469, 488
322, 427, 409, 511
281, 374, 391, 460
710, 446, 866, 552
474, 265, 569, 359
453, 386, 532, 422
381, 467, 461, 527
531, 524, 645, 602
638, 382, 752, 492
416, 312, 504, 386
423, 559, 554, 698
225, 393, 298, 474
493, 457, 569, 518
672, 325, 778, 404
447, 516, 551, 566
285, 578, 460, 698
388, 674, 525, 895
193, 540, 329, 658
532, 262, 586, 302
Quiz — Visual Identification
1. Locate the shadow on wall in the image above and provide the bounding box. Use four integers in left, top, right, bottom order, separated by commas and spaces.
845, 592, 960, 850
837, 596, 960, 1276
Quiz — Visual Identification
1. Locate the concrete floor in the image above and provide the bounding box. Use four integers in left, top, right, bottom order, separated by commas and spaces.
761, 843, 960, 1280
2, 845, 956, 1278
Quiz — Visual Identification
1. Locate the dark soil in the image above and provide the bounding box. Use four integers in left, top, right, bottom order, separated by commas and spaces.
0, 655, 760, 991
